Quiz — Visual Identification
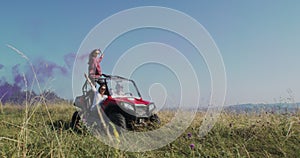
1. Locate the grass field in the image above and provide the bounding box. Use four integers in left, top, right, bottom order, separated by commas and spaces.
0, 103, 299, 157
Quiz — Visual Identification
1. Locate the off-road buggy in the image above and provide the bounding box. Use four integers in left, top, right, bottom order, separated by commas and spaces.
70, 74, 160, 131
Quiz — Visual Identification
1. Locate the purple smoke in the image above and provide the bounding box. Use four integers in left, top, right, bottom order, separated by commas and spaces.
23, 57, 69, 84
12, 64, 25, 87
64, 52, 76, 69
75, 53, 90, 63
64, 52, 90, 66
33, 58, 68, 76
0, 77, 5, 85
0, 82, 24, 104
0, 53, 78, 104
0, 81, 64, 104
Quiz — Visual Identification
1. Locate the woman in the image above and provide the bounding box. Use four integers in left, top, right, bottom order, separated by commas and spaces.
88, 49, 104, 83
84, 73, 107, 111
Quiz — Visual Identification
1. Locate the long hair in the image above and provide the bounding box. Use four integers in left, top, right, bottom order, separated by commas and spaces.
88, 49, 101, 64
98, 83, 106, 94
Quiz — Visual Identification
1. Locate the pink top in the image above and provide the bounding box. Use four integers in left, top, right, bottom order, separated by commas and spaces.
88, 55, 103, 79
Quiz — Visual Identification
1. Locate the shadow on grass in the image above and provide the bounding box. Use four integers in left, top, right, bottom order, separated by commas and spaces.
49, 119, 70, 130
48, 119, 88, 134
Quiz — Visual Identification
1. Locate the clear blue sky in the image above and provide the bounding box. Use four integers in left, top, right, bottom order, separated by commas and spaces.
0, 1, 300, 106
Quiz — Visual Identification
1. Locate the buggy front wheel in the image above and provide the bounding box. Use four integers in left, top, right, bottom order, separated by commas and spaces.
109, 112, 127, 130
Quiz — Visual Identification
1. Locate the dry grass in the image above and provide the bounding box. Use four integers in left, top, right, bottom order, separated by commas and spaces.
0, 104, 299, 157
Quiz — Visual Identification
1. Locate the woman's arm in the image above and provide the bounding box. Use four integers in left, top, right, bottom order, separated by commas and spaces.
97, 53, 104, 63
84, 73, 96, 92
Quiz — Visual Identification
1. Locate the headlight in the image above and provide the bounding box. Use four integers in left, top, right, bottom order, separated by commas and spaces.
148, 103, 155, 111
122, 102, 135, 111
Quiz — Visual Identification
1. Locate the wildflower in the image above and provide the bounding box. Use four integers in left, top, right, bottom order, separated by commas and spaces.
187, 132, 192, 138
190, 143, 195, 150
82, 117, 86, 123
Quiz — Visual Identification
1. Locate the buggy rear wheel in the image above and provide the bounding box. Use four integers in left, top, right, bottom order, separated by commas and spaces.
70, 111, 81, 130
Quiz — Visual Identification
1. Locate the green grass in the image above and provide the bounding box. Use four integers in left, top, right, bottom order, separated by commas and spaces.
0, 104, 299, 157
